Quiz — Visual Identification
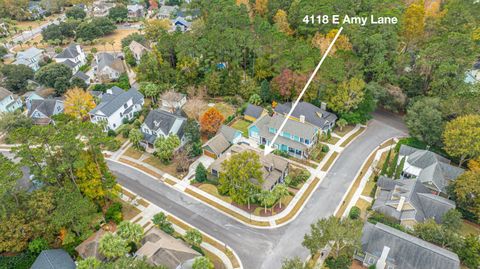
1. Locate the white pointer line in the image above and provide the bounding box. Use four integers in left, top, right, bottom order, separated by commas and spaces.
264, 27, 344, 156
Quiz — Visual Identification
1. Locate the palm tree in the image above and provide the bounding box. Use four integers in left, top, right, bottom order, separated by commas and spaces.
109, 40, 115, 54
116, 221, 144, 245
273, 183, 289, 209
258, 191, 276, 214
98, 233, 129, 261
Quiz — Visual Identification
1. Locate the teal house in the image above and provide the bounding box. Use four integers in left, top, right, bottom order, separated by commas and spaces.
248, 114, 318, 159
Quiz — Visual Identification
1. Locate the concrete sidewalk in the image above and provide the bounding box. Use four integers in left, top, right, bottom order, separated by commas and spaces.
111, 124, 367, 228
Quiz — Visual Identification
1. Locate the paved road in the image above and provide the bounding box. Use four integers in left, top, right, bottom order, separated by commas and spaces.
8, 15, 65, 48
108, 114, 407, 269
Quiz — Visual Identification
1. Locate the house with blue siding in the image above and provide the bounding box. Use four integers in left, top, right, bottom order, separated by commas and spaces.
248, 114, 318, 159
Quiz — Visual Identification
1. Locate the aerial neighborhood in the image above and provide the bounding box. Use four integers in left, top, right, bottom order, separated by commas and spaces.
0, 0, 479, 269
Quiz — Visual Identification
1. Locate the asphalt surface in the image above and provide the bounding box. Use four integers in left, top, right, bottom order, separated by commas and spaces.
108, 113, 407, 269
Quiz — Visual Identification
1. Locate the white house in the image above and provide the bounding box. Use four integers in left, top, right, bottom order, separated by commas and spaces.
0, 87, 22, 113
140, 109, 187, 150
160, 91, 186, 112
54, 44, 87, 74
13, 47, 44, 71
127, 4, 145, 18
89, 87, 144, 131
94, 53, 126, 82
27, 98, 64, 125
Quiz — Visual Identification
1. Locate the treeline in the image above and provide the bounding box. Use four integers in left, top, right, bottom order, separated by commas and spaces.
42, 17, 116, 42
135, 0, 479, 126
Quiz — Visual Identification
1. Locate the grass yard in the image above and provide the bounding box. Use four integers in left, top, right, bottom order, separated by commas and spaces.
361, 174, 377, 197
201, 102, 236, 119
355, 198, 371, 220
198, 183, 233, 204
124, 147, 143, 160
334, 124, 355, 137
14, 14, 61, 31
83, 28, 139, 53
143, 156, 183, 178
230, 119, 251, 137
119, 200, 141, 221
459, 220, 480, 236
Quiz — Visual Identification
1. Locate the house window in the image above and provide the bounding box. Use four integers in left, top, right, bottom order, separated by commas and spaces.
367, 257, 375, 265
295, 149, 302, 155
113, 123, 116, 128
268, 127, 277, 134
124, 104, 128, 109
300, 138, 304, 143
212, 169, 218, 177
288, 147, 295, 153
282, 131, 291, 138
293, 135, 300, 142
305, 139, 310, 145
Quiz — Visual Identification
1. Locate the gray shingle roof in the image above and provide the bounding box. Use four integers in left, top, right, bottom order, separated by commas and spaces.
61, 59, 78, 69
361, 222, 460, 269
274, 102, 337, 130
28, 99, 64, 118
219, 125, 241, 142
0, 87, 13, 100
399, 145, 464, 193
244, 103, 264, 119
31, 249, 76, 269
89, 87, 143, 117
96, 52, 125, 73
17, 47, 43, 59
55, 44, 80, 59
251, 114, 317, 150
143, 109, 186, 137
372, 176, 455, 224
203, 133, 230, 156
73, 71, 89, 81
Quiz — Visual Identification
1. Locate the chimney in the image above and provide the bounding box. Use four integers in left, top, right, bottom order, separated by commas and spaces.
299, 115, 305, 123
376, 246, 390, 269
106, 88, 113, 94
320, 102, 327, 111
396, 196, 405, 211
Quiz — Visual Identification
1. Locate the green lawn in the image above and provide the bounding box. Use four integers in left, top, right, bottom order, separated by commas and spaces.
459, 220, 480, 236
230, 119, 251, 137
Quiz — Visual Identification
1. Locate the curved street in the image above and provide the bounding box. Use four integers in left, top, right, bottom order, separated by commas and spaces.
108, 113, 407, 269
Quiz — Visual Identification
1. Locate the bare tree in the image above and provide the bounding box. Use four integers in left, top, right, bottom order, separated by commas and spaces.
183, 96, 207, 121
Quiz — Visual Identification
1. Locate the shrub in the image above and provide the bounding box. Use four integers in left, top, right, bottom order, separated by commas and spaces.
273, 149, 290, 158
195, 163, 208, 183
105, 202, 123, 224
325, 255, 351, 269
348, 206, 361, 220
28, 238, 49, 254
287, 168, 310, 188
152, 212, 175, 235
322, 144, 330, 153
107, 129, 116, 137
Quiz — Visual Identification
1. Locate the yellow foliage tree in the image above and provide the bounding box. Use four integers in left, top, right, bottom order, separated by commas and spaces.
64, 87, 96, 120
255, 0, 268, 16
273, 9, 294, 36
144, 19, 172, 40
324, 76, 366, 114
402, 3, 425, 48
312, 29, 352, 55
443, 114, 480, 166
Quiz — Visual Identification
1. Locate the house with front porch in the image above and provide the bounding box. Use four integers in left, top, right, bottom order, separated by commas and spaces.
248, 114, 318, 159
274, 101, 337, 133
209, 144, 290, 191
54, 44, 87, 74
398, 145, 464, 196
202, 125, 242, 158
0, 87, 22, 113
140, 109, 187, 151
27, 98, 64, 125
13, 47, 44, 71
89, 87, 144, 131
